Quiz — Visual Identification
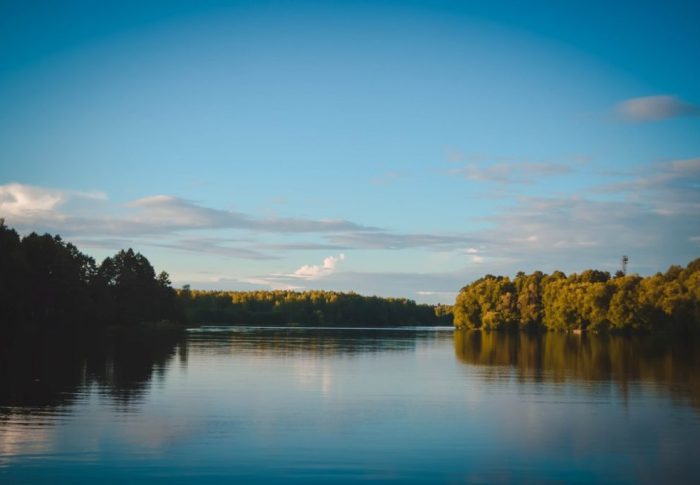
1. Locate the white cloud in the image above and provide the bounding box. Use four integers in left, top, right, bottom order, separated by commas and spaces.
0, 184, 375, 239
0, 183, 63, 217
172, 152, 699, 298
0, 183, 106, 219
293, 253, 345, 279
616, 95, 700, 121
0, 184, 488, 265
3, 171, 698, 300
323, 254, 344, 270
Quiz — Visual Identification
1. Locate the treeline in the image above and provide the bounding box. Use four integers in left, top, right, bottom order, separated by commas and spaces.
180, 288, 452, 326
0, 221, 182, 337
0, 222, 451, 333
453, 259, 700, 333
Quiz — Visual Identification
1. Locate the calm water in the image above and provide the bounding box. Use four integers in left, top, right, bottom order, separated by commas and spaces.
1, 327, 699, 483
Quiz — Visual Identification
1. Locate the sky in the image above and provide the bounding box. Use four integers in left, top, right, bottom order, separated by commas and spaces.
1, 0, 699, 304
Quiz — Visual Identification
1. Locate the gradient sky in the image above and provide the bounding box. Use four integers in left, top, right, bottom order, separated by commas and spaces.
1, 0, 699, 303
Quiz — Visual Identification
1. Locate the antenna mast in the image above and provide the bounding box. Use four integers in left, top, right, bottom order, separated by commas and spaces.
621, 255, 629, 276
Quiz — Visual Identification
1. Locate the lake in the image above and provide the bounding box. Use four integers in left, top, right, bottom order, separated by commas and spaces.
1, 327, 699, 483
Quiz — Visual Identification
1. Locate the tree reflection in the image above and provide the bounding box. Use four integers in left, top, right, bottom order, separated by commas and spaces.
454, 330, 700, 409
0, 331, 184, 415
188, 327, 449, 356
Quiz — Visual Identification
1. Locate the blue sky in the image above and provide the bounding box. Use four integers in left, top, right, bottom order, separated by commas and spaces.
1, 0, 699, 303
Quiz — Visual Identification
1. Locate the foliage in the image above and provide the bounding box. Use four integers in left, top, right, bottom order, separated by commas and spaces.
0, 222, 452, 332
180, 289, 449, 326
0, 221, 182, 336
97, 249, 180, 327
453, 259, 700, 333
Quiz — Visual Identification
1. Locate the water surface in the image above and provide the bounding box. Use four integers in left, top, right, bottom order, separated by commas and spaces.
1, 327, 699, 483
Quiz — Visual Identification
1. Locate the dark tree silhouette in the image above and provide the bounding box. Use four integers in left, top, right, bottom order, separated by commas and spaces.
0, 222, 182, 337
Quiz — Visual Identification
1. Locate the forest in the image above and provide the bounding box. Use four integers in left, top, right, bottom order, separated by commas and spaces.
3, 221, 699, 334
453, 259, 700, 333
0, 221, 182, 337
180, 288, 450, 326
0, 222, 449, 336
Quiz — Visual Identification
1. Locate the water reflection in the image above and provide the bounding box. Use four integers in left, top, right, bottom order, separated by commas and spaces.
0, 331, 184, 413
454, 330, 700, 409
188, 326, 452, 356
1, 327, 699, 482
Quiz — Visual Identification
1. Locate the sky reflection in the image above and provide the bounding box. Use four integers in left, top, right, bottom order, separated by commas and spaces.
1, 329, 699, 483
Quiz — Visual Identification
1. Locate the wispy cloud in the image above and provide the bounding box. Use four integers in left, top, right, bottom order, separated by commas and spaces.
0, 184, 376, 238
471, 191, 699, 276
369, 171, 404, 186
598, 157, 700, 192
615, 95, 700, 121
173, 186, 698, 300
127, 195, 375, 234
0, 183, 487, 261
258, 242, 348, 251
212, 254, 349, 291
3, 173, 698, 299
594, 157, 700, 216
148, 238, 277, 260
328, 231, 481, 250
194, 269, 469, 304
443, 154, 700, 274
450, 161, 572, 184
0, 183, 106, 220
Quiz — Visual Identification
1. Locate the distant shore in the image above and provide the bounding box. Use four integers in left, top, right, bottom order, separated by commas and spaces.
2, 222, 697, 338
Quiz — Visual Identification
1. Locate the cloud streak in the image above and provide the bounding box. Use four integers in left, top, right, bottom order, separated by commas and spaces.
328, 231, 481, 250
0, 184, 376, 238
597, 157, 700, 193
0, 183, 490, 262
616, 95, 700, 121
3, 167, 698, 301
196, 269, 468, 304
594, 157, 700, 217
450, 161, 572, 184
127, 195, 375, 234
